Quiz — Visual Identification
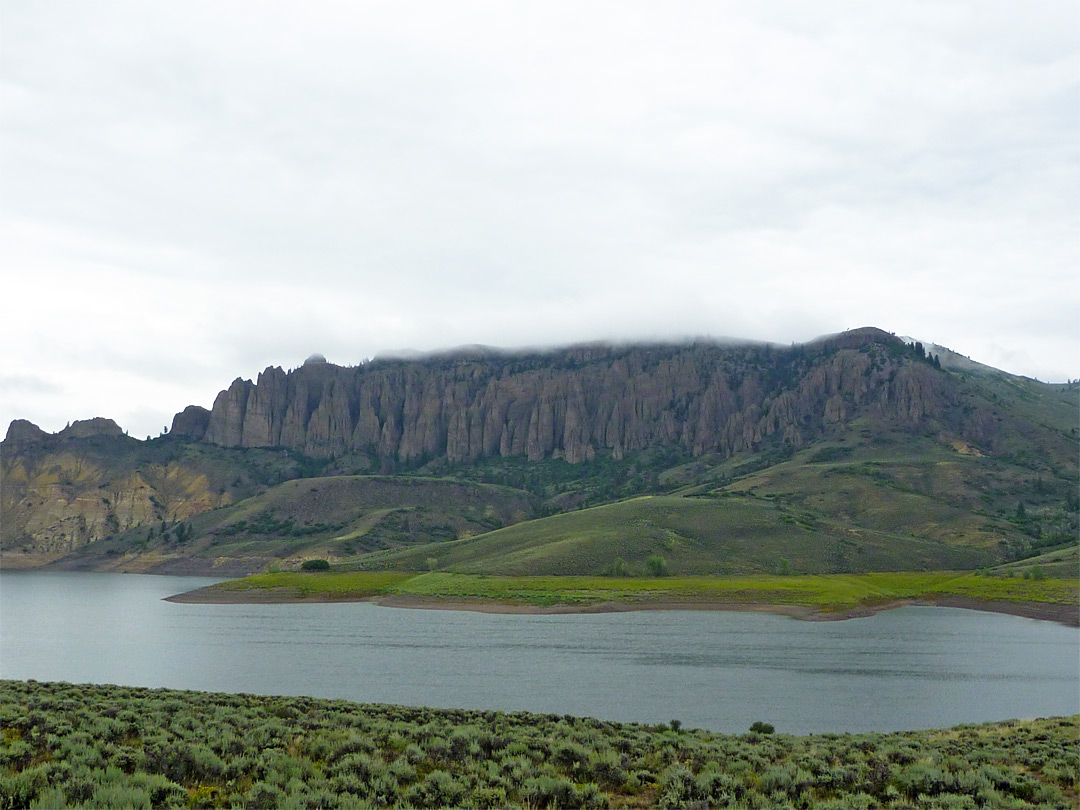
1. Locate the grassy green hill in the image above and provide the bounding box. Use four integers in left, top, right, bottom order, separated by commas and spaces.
991, 545, 1080, 580
347, 492, 996, 577
339, 425, 1072, 578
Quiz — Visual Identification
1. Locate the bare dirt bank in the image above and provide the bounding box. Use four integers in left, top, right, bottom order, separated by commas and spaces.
165, 587, 1079, 626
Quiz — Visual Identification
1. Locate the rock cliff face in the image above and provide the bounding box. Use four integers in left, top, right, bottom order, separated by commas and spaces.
1, 453, 224, 559
197, 329, 972, 464
1, 423, 242, 568
0, 442, 232, 567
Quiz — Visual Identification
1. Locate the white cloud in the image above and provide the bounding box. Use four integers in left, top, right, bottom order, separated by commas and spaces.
2, 0, 1077, 439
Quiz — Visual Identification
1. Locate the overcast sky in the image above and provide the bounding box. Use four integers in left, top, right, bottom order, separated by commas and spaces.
2, 0, 1077, 440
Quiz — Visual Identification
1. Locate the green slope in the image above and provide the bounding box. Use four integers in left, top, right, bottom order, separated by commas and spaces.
345, 422, 1072, 577
991, 545, 1080, 579
350, 492, 996, 577
708, 429, 1075, 560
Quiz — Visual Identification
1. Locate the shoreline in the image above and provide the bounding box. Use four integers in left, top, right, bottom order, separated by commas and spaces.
165, 587, 1080, 626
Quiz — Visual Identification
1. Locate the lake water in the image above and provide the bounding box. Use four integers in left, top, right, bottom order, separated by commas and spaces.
1, 570, 1076, 735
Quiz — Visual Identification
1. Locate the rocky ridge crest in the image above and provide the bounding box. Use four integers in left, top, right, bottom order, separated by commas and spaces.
192, 329, 978, 465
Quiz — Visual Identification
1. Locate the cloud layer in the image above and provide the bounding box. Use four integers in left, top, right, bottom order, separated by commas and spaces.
3, 0, 1077, 438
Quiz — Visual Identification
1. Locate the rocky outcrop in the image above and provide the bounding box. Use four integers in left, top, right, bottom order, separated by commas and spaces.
0, 451, 230, 565
193, 329, 968, 463
58, 418, 125, 439
170, 406, 211, 440
5, 418, 126, 445
205, 378, 250, 447
2, 417, 245, 566
4, 419, 48, 445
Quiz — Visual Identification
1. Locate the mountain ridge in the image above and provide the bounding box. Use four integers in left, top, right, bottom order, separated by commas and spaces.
3, 327, 1077, 575
178, 328, 1020, 465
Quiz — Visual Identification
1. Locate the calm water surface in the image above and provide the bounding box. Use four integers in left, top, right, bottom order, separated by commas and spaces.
1, 571, 1076, 734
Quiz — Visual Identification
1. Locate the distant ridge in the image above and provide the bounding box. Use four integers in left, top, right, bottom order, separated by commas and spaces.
3, 327, 1076, 575
186, 328, 954, 464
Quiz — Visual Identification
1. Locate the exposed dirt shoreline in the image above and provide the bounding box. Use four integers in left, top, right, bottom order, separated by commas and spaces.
165, 587, 1079, 627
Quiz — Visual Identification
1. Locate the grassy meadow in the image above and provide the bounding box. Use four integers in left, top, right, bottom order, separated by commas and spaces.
182, 569, 1079, 616
2, 680, 1077, 809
